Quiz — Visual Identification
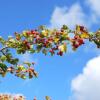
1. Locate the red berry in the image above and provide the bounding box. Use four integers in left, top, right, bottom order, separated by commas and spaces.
43, 43, 47, 47
16, 36, 20, 40
49, 49, 54, 54
26, 44, 31, 49
34, 96, 37, 100
23, 40, 28, 44
56, 32, 60, 35
74, 35, 79, 39
78, 39, 84, 45
80, 26, 84, 31
57, 51, 63, 56
61, 29, 64, 32
73, 42, 79, 48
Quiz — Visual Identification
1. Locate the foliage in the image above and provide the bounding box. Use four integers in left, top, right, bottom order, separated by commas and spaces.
0, 94, 25, 100
0, 25, 100, 79
0, 94, 51, 100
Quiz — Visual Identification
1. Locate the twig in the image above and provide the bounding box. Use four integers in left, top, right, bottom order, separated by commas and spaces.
0, 46, 9, 52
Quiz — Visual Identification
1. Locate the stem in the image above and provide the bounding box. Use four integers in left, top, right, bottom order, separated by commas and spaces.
0, 46, 11, 61
0, 46, 8, 52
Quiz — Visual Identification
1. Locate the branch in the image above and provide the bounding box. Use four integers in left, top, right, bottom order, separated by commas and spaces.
0, 46, 8, 52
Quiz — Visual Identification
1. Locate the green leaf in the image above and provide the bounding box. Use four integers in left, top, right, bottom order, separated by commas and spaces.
24, 62, 31, 67
42, 49, 47, 55
0, 63, 7, 72
21, 74, 26, 79
29, 49, 35, 53
0, 55, 7, 62
7, 58, 19, 65
62, 25, 68, 30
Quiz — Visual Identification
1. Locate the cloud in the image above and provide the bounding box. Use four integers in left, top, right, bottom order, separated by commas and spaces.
50, 3, 88, 28
49, 0, 100, 29
70, 56, 100, 100
85, 0, 100, 24
86, 0, 100, 16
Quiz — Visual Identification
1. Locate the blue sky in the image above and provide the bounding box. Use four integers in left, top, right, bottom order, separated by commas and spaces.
0, 0, 100, 100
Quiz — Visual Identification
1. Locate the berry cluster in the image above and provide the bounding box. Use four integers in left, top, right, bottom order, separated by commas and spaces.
0, 94, 25, 100
72, 35, 84, 50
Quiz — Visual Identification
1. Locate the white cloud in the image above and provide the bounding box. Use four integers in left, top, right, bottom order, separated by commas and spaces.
49, 0, 100, 29
86, 0, 100, 16
50, 3, 88, 28
70, 56, 100, 100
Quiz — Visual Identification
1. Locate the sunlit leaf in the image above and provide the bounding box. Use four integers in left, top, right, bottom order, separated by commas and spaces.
45, 96, 51, 100
58, 43, 67, 53
80, 32, 89, 39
